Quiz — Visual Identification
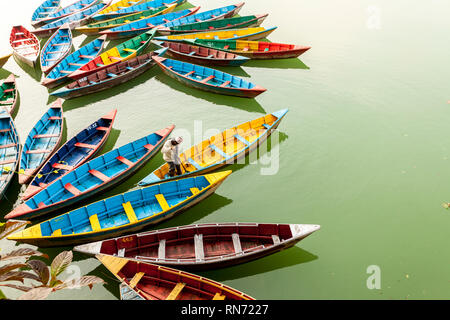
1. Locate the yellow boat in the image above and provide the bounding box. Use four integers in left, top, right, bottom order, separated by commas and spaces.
0, 53, 12, 68
76, 4, 176, 35
155, 27, 278, 42
95, 0, 146, 17
138, 109, 288, 186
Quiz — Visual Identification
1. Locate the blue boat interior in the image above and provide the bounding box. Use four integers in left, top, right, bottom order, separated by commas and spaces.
46, 37, 105, 80
45, 0, 96, 21
27, 131, 164, 210
20, 106, 63, 172
110, 0, 181, 16
39, 174, 210, 236
162, 58, 255, 89
114, 9, 192, 32
42, 2, 108, 30
41, 27, 72, 68
31, 0, 61, 22
162, 5, 237, 28
29, 115, 113, 189
0, 111, 20, 194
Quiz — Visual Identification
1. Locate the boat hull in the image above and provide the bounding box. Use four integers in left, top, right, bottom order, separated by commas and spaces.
0, 54, 13, 68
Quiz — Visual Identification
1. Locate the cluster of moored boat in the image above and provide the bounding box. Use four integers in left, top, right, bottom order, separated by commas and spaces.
0, 0, 319, 301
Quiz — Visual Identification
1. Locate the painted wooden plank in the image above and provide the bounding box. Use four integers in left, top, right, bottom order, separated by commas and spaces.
232, 233, 242, 254
213, 293, 226, 300
64, 182, 81, 196
165, 282, 185, 300
200, 75, 214, 83
129, 271, 144, 289
187, 157, 202, 170
272, 234, 280, 244
155, 194, 170, 211
190, 187, 199, 195
26, 149, 52, 154
89, 214, 101, 231
194, 234, 204, 261
116, 156, 134, 166
234, 134, 250, 146
89, 169, 110, 182
158, 239, 166, 260
122, 201, 138, 223
52, 163, 74, 171
74, 142, 97, 149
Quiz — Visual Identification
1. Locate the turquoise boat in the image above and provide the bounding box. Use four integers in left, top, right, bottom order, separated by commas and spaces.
7, 170, 231, 247
5, 125, 175, 220
31, 0, 62, 28
33, 0, 96, 28
0, 109, 21, 200
41, 35, 107, 88
18, 99, 63, 185
40, 24, 73, 74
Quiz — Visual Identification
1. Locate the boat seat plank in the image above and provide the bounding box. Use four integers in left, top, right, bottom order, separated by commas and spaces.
68, 62, 84, 67
107, 73, 117, 78
79, 55, 95, 59
89, 169, 110, 182
184, 71, 195, 76
51, 229, 62, 236
0, 159, 16, 165
187, 157, 202, 170
165, 282, 185, 300
143, 144, 154, 151
0, 129, 11, 133
209, 144, 229, 159
155, 194, 170, 211
0, 143, 16, 149
190, 187, 199, 195
101, 255, 128, 274
194, 234, 204, 261
213, 293, 226, 300
158, 239, 166, 260
52, 163, 74, 171
262, 123, 271, 130
60, 70, 73, 74
219, 80, 231, 88
116, 155, 134, 166
26, 149, 51, 154
117, 248, 125, 257
96, 126, 109, 131
129, 272, 145, 289
64, 183, 81, 196
53, 43, 70, 46
2, 89, 14, 93
89, 214, 101, 231
122, 201, 138, 223
234, 134, 250, 146
200, 75, 215, 83
232, 233, 243, 254
74, 142, 97, 149
12, 38, 33, 43
33, 133, 59, 139
48, 116, 62, 120
272, 234, 281, 244
122, 48, 136, 53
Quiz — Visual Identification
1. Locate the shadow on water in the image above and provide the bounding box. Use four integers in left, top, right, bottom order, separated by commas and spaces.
13, 56, 42, 83
53, 66, 161, 111
0, 176, 21, 220
197, 246, 319, 282
244, 58, 310, 70
155, 72, 266, 114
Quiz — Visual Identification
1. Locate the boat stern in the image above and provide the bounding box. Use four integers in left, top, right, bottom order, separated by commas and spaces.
74, 241, 103, 256
289, 224, 321, 239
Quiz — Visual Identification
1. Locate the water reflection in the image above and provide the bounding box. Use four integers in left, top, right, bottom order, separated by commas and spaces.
12, 56, 42, 82
245, 58, 310, 70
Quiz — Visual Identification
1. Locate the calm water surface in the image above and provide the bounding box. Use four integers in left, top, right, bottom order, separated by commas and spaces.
0, 0, 449, 299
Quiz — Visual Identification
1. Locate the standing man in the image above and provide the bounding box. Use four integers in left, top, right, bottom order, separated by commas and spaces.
161, 136, 183, 177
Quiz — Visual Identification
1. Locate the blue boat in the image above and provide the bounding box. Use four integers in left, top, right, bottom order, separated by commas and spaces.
0, 109, 21, 200
6, 125, 175, 221
41, 34, 107, 88
18, 99, 63, 185
31, 0, 62, 28
153, 56, 266, 98
34, 0, 98, 27
100, 7, 199, 39
138, 109, 288, 186
32, 1, 112, 38
92, 0, 186, 21
40, 24, 73, 74
157, 3, 244, 30
7, 170, 231, 246
21, 109, 117, 201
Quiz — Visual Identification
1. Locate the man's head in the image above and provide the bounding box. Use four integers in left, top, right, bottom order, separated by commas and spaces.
171, 136, 183, 145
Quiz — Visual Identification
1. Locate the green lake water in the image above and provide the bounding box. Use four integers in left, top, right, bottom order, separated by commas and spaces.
0, 0, 449, 300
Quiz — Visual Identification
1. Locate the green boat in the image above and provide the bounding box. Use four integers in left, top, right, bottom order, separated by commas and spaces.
75, 4, 176, 35
157, 14, 269, 35
0, 74, 17, 114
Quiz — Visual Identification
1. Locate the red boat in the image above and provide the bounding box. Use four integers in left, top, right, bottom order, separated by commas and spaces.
9, 26, 40, 68
74, 223, 321, 271
97, 254, 255, 300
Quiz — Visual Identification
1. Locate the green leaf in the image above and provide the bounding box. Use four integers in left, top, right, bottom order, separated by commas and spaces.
27, 260, 50, 286
50, 251, 73, 278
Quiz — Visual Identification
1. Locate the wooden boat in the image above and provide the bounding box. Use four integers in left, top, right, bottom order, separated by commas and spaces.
0, 74, 18, 115
96, 254, 254, 300
41, 35, 107, 88
189, 39, 311, 60
155, 3, 245, 31
40, 24, 73, 74
155, 26, 277, 42
93, 0, 147, 21
51, 48, 168, 99
92, 0, 186, 21
20, 109, 117, 201
153, 56, 266, 98
33, 0, 98, 28
10, 26, 40, 68
5, 125, 174, 220
18, 99, 63, 185
32, 1, 113, 38
31, 0, 62, 28
120, 282, 144, 300
68, 30, 156, 81
75, 222, 320, 271
0, 53, 13, 69
154, 40, 249, 67
75, 4, 176, 35
0, 109, 21, 200
7, 170, 230, 246
99, 7, 200, 40
157, 14, 268, 35
139, 109, 287, 186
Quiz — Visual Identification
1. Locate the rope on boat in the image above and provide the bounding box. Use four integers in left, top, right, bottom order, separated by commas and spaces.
0, 160, 70, 179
